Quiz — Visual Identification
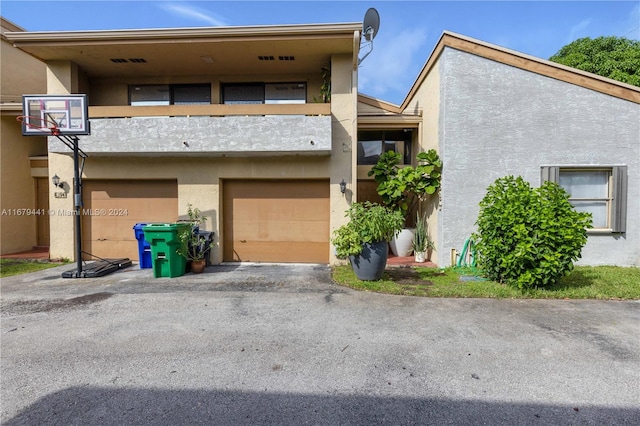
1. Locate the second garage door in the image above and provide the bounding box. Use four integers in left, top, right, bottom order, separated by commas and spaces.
82, 180, 178, 261
223, 180, 329, 263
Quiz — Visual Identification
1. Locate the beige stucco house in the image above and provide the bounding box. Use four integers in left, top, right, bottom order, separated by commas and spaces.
0, 17, 48, 255
3, 21, 360, 264
2, 19, 639, 267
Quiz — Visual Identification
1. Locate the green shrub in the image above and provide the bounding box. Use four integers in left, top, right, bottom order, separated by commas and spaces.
332, 202, 405, 258
474, 176, 592, 289
367, 150, 442, 217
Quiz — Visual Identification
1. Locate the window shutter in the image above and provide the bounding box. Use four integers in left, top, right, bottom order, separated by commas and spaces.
611, 166, 628, 233
540, 166, 559, 183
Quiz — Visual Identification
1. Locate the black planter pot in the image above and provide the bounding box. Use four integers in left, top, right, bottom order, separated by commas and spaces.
349, 240, 389, 281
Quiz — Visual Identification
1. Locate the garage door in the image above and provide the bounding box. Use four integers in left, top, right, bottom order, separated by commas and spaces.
223, 180, 329, 263
82, 180, 178, 261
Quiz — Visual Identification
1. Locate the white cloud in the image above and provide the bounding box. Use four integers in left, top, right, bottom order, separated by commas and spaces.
358, 27, 429, 104
568, 18, 592, 43
621, 3, 640, 38
159, 3, 229, 27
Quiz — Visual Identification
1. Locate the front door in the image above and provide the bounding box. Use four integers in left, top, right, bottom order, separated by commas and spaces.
35, 177, 50, 246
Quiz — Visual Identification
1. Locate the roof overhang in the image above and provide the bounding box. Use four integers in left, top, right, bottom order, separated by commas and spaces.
400, 31, 640, 107
5, 22, 362, 78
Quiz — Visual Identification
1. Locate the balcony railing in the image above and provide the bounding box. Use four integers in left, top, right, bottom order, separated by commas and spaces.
88, 103, 331, 118
48, 103, 333, 156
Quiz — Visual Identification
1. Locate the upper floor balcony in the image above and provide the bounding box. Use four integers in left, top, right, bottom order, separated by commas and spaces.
48, 103, 332, 156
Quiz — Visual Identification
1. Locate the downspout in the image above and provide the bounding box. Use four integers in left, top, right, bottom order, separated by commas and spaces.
351, 29, 360, 202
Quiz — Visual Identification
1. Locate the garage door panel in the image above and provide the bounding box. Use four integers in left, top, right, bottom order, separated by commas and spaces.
232, 220, 329, 242
82, 180, 178, 261
231, 241, 327, 263
84, 218, 142, 241
232, 199, 327, 222
223, 180, 329, 263
83, 240, 139, 261
88, 184, 177, 199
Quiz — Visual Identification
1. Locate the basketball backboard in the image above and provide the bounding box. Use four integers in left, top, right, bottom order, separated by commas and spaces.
20, 94, 89, 136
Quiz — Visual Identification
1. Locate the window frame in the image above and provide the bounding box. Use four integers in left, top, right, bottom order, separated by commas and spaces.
357, 129, 413, 166
221, 82, 307, 105
128, 84, 212, 106
541, 165, 628, 233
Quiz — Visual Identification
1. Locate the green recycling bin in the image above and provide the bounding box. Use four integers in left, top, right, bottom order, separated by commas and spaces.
142, 223, 190, 278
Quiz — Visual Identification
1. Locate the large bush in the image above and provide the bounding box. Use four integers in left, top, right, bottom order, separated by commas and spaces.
474, 176, 592, 289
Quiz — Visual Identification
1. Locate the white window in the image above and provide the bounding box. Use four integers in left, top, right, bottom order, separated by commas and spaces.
542, 166, 627, 233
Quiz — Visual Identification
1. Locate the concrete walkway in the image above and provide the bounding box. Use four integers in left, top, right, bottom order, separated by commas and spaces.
1, 263, 638, 425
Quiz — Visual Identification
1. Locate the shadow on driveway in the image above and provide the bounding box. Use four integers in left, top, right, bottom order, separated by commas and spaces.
5, 386, 639, 425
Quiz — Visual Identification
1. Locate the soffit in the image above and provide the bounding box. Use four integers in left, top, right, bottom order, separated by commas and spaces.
6, 23, 360, 77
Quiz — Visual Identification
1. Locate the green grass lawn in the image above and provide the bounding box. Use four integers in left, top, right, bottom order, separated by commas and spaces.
332, 265, 640, 300
0, 259, 68, 278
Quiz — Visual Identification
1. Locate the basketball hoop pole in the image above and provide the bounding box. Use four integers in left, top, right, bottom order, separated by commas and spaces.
51, 133, 85, 277
71, 135, 83, 277
49, 133, 86, 277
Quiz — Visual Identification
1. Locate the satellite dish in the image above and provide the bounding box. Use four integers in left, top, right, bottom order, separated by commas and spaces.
358, 8, 380, 65
362, 8, 380, 42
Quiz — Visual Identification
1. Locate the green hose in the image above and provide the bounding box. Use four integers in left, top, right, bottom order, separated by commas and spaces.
456, 237, 477, 268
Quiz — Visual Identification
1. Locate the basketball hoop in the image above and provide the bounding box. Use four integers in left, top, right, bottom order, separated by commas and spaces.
17, 115, 61, 136
18, 94, 90, 278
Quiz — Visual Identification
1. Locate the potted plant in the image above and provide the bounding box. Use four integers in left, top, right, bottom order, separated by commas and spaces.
176, 204, 210, 273
176, 230, 211, 273
412, 212, 435, 263
368, 149, 442, 257
332, 201, 404, 281
314, 64, 331, 103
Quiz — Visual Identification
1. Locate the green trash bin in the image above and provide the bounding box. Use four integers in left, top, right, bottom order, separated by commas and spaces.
142, 223, 190, 278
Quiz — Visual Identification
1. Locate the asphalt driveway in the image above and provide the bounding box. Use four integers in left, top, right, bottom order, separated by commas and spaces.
1, 263, 639, 425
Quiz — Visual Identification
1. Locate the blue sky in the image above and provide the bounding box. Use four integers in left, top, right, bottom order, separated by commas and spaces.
2, 1, 638, 105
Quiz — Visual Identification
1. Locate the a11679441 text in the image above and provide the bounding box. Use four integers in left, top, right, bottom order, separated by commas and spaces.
1, 208, 129, 216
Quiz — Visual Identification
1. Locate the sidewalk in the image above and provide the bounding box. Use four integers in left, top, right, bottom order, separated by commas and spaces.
0, 246, 49, 261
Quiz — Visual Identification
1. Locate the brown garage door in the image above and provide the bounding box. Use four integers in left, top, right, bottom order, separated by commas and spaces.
223, 180, 329, 263
82, 180, 178, 261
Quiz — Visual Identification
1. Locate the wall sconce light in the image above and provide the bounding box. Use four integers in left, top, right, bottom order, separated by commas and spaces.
339, 179, 347, 194
52, 174, 64, 188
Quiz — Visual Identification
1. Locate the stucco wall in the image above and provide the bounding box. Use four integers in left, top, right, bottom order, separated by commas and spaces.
329, 53, 356, 236
0, 30, 47, 254
49, 115, 332, 155
0, 115, 48, 254
439, 48, 640, 266
403, 56, 441, 264
0, 29, 46, 103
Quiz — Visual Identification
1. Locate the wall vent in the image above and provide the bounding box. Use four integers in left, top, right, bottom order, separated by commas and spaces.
129, 58, 147, 63
279, 56, 295, 61
110, 58, 128, 63
258, 56, 275, 61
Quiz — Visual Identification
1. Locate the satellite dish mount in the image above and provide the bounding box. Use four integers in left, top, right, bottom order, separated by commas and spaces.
358, 8, 380, 66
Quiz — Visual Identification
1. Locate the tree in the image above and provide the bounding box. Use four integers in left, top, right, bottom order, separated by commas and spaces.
549, 36, 640, 87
